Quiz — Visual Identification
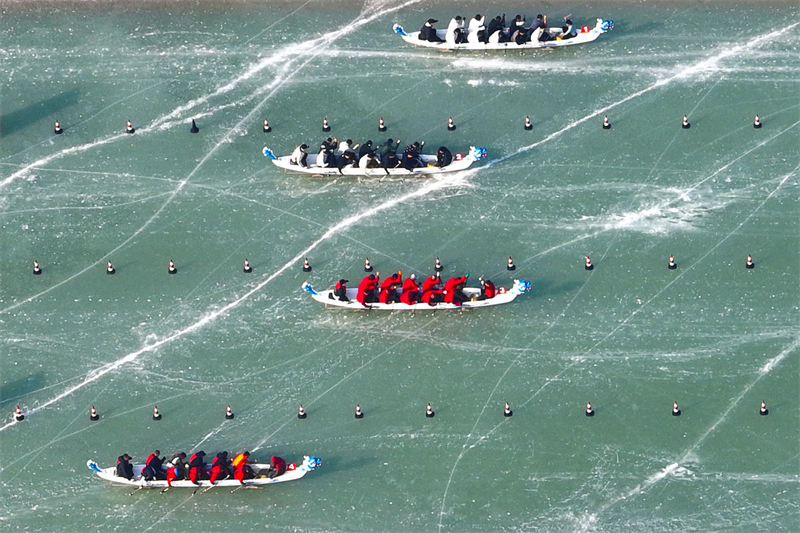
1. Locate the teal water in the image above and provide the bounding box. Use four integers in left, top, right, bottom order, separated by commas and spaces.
1, 1, 799, 531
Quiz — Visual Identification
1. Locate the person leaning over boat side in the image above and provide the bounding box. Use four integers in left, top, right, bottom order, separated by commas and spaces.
443, 274, 469, 306
477, 276, 496, 300
142, 449, 166, 481
557, 18, 577, 40
379, 271, 403, 304
486, 14, 508, 43
445, 16, 467, 44
116, 454, 134, 480
400, 273, 421, 304
421, 272, 445, 306
436, 146, 453, 168
290, 144, 309, 167
380, 138, 402, 169
419, 18, 445, 43
356, 273, 380, 307
333, 279, 350, 302
467, 14, 487, 44
187, 450, 207, 484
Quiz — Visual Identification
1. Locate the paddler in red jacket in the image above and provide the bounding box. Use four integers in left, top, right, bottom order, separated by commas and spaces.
208, 451, 231, 484
356, 273, 380, 307
187, 451, 206, 484
478, 276, 496, 300
379, 271, 402, 304
400, 274, 421, 304
443, 274, 469, 306
421, 272, 445, 305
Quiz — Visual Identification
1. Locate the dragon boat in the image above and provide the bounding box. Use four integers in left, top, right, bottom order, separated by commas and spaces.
263, 146, 486, 176
393, 18, 613, 51
86, 456, 321, 489
302, 279, 531, 310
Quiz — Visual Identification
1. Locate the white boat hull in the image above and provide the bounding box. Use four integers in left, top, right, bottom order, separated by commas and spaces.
302, 280, 531, 310
394, 19, 613, 51
87, 456, 321, 489
265, 146, 486, 177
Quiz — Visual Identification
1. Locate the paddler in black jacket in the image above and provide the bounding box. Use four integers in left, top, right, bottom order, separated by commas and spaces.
116, 454, 133, 480
436, 146, 453, 168
402, 141, 424, 170
486, 14, 507, 42
333, 279, 350, 302
419, 19, 445, 43
380, 138, 402, 170
187, 451, 206, 484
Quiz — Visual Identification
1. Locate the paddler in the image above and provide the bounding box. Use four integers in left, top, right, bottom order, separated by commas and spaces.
115, 454, 134, 480
379, 271, 402, 304
400, 273, 421, 304
230, 451, 253, 484
208, 451, 231, 484
290, 144, 309, 167
436, 146, 453, 168
267, 455, 287, 478
187, 450, 207, 484
402, 141, 424, 171
557, 17, 577, 40
142, 449, 165, 481
477, 276, 496, 300
419, 18, 445, 43
358, 140, 380, 169
166, 464, 184, 487
420, 272, 445, 306
380, 138, 402, 170
443, 273, 469, 306
333, 279, 350, 302
356, 273, 380, 307
232, 451, 252, 470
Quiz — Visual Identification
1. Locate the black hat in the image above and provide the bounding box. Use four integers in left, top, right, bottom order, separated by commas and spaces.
300, 143, 308, 149
339, 279, 349, 284
368, 274, 375, 280
565, 18, 573, 24
346, 139, 353, 144
427, 18, 438, 24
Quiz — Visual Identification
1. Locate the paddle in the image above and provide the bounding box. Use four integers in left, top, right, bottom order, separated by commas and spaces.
159, 486, 170, 494
127, 480, 146, 496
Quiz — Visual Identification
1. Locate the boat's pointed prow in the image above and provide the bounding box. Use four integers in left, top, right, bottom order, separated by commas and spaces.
510, 279, 532, 295
393, 24, 408, 37
301, 282, 318, 296
465, 146, 488, 162
597, 19, 614, 33
302, 456, 322, 471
